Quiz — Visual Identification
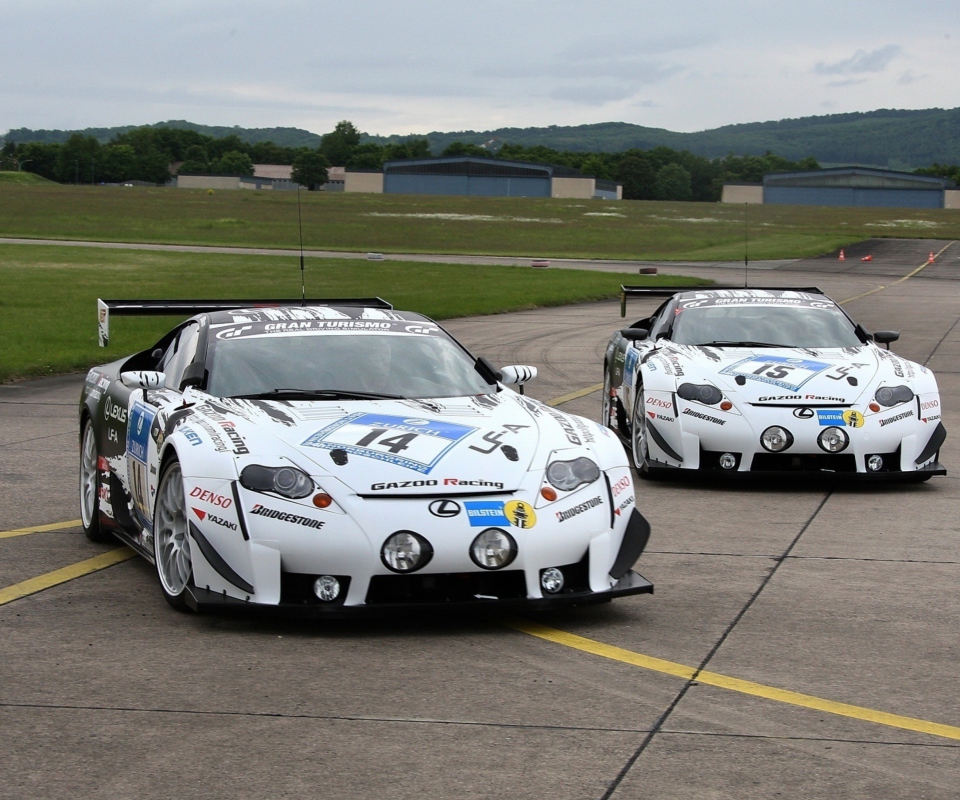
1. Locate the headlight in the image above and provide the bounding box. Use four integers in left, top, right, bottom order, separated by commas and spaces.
875, 385, 914, 407
381, 531, 433, 573
240, 464, 314, 499
677, 383, 723, 405
760, 426, 793, 452
545, 457, 601, 491
818, 427, 849, 453
470, 529, 517, 570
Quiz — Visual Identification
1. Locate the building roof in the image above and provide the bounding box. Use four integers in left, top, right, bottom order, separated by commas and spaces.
764, 167, 954, 190
253, 164, 293, 180
381, 156, 585, 179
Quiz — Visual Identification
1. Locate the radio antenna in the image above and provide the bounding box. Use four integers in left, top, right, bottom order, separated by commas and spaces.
297, 182, 306, 306
743, 202, 749, 289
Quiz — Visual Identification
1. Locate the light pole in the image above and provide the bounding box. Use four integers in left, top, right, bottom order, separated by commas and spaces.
17, 158, 33, 173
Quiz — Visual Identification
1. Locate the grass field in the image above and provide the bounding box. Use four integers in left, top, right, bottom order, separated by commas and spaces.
3, 185, 959, 261
0, 244, 706, 382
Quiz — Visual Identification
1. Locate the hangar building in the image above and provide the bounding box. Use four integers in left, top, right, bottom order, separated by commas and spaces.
722, 167, 959, 209
344, 157, 622, 199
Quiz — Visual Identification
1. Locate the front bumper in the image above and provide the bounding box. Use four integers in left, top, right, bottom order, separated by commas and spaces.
184, 569, 653, 617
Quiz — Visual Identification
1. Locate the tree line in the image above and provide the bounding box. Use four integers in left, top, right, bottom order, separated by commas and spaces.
7, 118, 953, 201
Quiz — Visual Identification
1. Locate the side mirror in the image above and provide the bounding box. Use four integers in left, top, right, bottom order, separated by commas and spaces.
872, 331, 900, 349
500, 365, 538, 395
620, 328, 649, 341
120, 371, 165, 389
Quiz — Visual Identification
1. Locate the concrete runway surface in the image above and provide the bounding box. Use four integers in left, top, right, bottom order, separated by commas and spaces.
1, 239, 958, 799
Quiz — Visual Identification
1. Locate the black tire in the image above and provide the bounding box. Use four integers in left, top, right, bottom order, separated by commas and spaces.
152, 457, 194, 612
79, 419, 111, 542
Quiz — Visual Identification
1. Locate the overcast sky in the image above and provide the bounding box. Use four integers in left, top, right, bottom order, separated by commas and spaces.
2, 1, 957, 136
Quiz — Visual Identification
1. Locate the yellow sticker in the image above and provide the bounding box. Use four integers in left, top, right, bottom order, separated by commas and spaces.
504, 500, 537, 529
842, 410, 864, 428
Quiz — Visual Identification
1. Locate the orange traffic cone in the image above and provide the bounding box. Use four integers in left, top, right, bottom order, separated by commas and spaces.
839, 249, 845, 261
929, 251, 936, 263
861, 255, 873, 262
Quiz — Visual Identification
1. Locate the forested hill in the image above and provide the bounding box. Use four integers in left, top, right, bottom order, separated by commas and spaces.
384, 108, 960, 170
5, 107, 960, 168
3, 120, 323, 149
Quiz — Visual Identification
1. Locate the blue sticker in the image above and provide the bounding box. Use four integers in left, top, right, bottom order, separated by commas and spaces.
816, 409, 845, 426
719, 355, 831, 392
302, 413, 478, 474
464, 501, 509, 527
623, 347, 639, 383
127, 401, 156, 464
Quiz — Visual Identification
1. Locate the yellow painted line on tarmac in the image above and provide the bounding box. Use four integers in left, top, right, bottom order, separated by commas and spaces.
0, 547, 136, 606
0, 519, 83, 540
506, 619, 960, 742
839, 240, 955, 305
548, 383, 604, 407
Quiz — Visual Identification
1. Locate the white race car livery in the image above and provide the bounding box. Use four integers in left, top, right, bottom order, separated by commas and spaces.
604, 288, 946, 479
80, 300, 652, 615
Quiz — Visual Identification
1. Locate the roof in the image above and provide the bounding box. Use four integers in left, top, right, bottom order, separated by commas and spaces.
764, 167, 954, 190
381, 156, 585, 179
204, 306, 424, 326
253, 164, 293, 180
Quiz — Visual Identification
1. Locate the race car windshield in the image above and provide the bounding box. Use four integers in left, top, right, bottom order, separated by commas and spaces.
207, 332, 497, 399
671, 304, 863, 349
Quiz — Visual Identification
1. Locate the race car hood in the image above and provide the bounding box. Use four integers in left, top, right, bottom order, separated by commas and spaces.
646, 343, 920, 405
182, 392, 586, 495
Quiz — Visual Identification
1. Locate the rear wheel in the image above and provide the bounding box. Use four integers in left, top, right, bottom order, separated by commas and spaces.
153, 458, 194, 611
80, 420, 110, 542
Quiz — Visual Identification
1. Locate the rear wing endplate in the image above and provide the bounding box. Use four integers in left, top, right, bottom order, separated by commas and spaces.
618, 285, 824, 317
97, 298, 392, 346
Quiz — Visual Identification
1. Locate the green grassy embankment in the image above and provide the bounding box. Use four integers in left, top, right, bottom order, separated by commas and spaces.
2, 185, 959, 261
0, 171, 55, 185
0, 245, 707, 382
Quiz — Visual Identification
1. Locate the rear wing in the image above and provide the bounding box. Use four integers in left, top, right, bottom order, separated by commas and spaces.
619, 285, 824, 317
97, 298, 392, 346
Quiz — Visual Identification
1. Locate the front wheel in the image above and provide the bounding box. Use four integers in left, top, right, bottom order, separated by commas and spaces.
601, 367, 613, 429
153, 458, 194, 612
80, 420, 110, 542
630, 389, 651, 476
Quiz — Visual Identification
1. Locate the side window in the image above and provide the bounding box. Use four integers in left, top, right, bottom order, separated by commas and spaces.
648, 299, 676, 340
162, 323, 201, 390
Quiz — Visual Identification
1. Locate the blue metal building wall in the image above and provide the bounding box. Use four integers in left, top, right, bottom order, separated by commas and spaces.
384, 173, 550, 197
764, 187, 943, 209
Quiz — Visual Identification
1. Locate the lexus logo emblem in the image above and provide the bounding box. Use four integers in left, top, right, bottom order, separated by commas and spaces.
793, 407, 815, 419
428, 499, 461, 518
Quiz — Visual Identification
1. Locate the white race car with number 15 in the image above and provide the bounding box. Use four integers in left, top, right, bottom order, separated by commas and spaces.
604, 287, 946, 480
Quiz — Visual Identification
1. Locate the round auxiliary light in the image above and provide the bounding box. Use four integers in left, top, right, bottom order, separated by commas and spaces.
540, 486, 558, 502
869, 402, 881, 413
818, 426, 850, 453
541, 567, 565, 594
313, 575, 341, 602
719, 453, 737, 470
313, 493, 333, 509
760, 426, 793, 453
381, 531, 433, 573
470, 528, 517, 570
720, 400, 733, 411
866, 455, 884, 472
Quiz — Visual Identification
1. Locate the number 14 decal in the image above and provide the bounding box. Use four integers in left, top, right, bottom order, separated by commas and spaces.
355, 429, 417, 454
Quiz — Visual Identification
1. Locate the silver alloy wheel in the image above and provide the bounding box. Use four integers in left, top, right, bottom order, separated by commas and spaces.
630, 390, 649, 471
154, 462, 192, 597
80, 422, 98, 529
